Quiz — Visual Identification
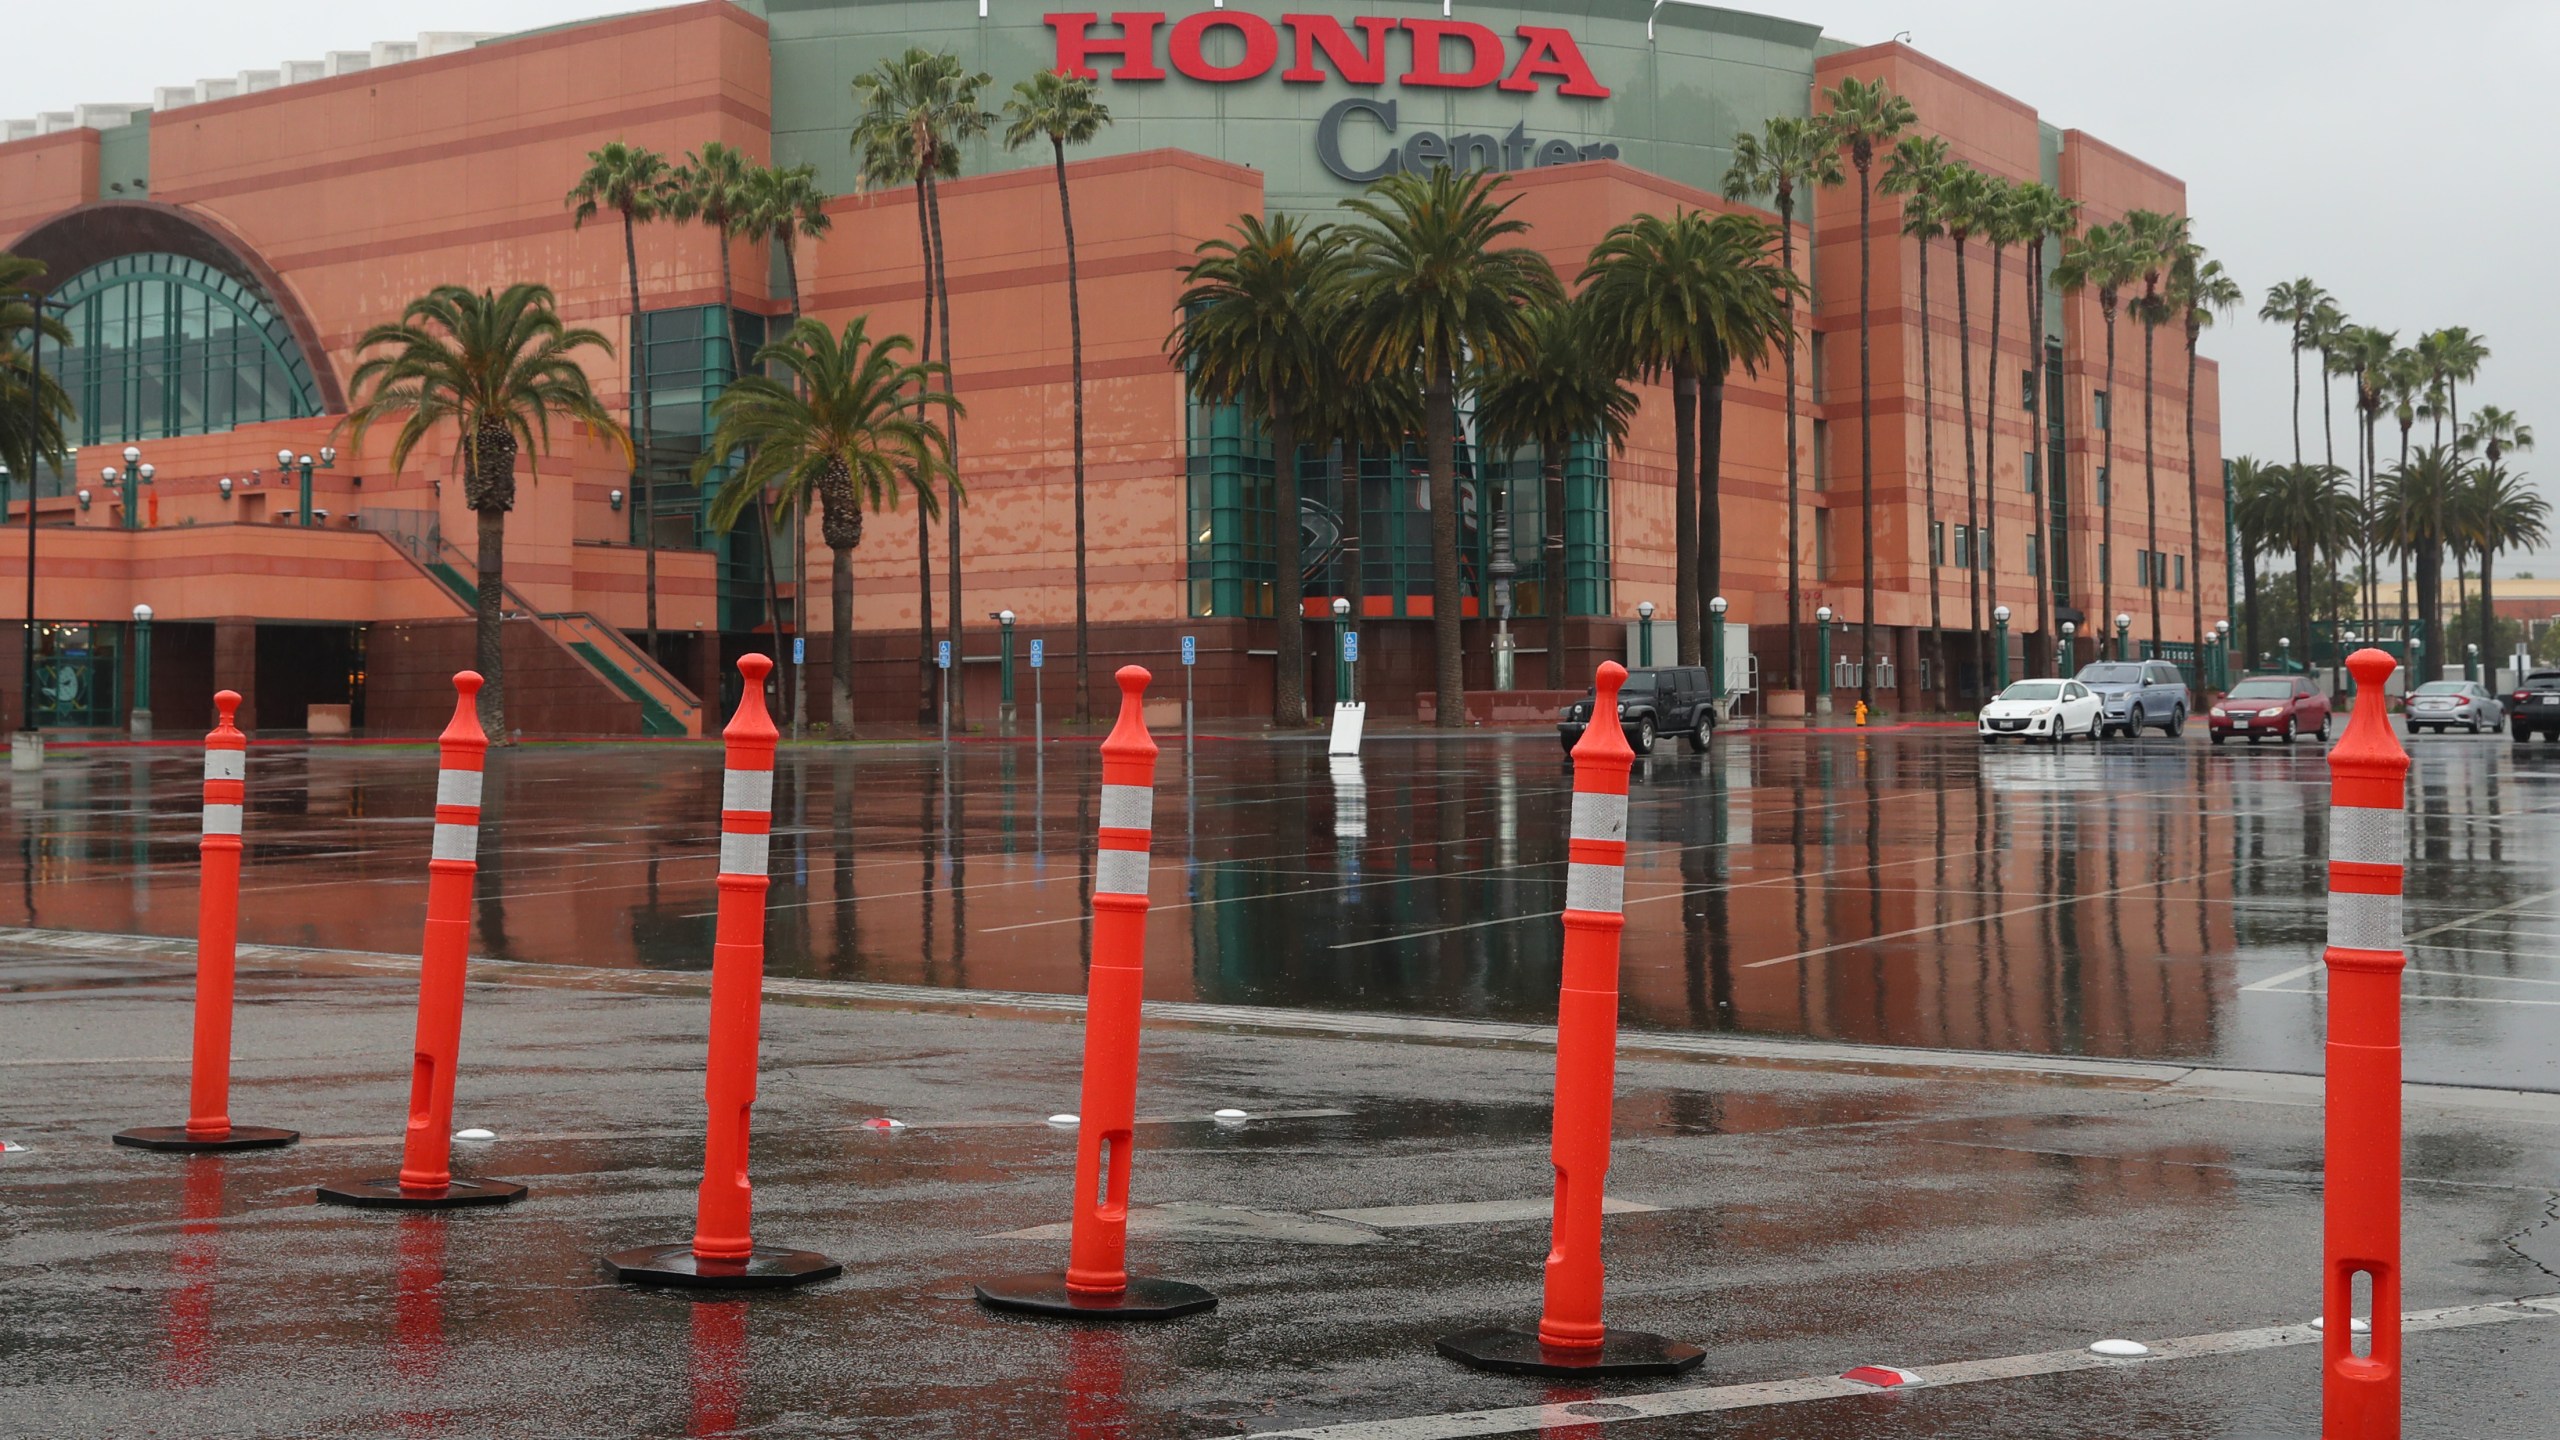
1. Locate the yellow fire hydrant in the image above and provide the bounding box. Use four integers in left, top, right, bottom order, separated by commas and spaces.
1854, 700, 1869, 727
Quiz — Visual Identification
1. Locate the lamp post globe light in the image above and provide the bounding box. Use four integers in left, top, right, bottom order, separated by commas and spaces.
2114, 611, 2132, 662
2058, 618, 2075, 680
1814, 605, 1834, 716
1708, 595, 1728, 703
1635, 599, 1655, 669
1993, 605, 2012, 692
129, 603, 154, 737
2468, 641, 2480, 683
1331, 595, 1352, 703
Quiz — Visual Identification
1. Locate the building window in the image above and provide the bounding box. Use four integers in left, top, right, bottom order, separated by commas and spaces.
1815, 507, 1832, 581
2027, 532, 2041, 577
2096, 465, 2110, 507
1930, 520, 1944, 566
47, 252, 323, 456
1811, 419, 1829, 493
1954, 524, 1971, 569
644, 304, 774, 630
2093, 390, 2111, 431
2175, 553, 2186, 591
2022, 452, 2038, 495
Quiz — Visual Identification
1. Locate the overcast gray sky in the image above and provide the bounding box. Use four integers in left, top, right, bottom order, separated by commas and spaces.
8, 1, 2551, 559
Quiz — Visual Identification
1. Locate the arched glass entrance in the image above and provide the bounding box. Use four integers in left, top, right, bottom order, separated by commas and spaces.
49, 251, 322, 445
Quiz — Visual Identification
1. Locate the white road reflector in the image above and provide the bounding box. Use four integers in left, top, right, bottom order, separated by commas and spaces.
2088, 1339, 2150, 1357
454, 1127, 496, 1141
1047, 1113, 1079, 1127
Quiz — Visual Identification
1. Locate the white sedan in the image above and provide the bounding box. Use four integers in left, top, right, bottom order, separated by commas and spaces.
1978, 679, 2104, 744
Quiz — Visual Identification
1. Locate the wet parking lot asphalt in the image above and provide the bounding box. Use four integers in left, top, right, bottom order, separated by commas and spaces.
4, 721, 2559, 1437
3, 721, 2557, 1088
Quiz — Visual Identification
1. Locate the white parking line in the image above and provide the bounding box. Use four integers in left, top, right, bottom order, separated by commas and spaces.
1249, 1297, 2560, 1439
1742, 869, 2214, 970
2405, 888, 2560, 942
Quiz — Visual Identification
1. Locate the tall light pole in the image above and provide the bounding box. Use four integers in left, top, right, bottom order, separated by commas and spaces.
2114, 611, 2132, 662
1331, 595, 1351, 704
1708, 595, 1729, 704
1814, 604, 1833, 716
129, 603, 153, 737
1635, 599, 1655, 669
2057, 619, 2074, 681
1993, 604, 2012, 691
994, 608, 1017, 731
1490, 476, 1517, 692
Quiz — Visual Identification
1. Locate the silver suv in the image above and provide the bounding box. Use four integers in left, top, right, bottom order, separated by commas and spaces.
2075, 660, 2190, 739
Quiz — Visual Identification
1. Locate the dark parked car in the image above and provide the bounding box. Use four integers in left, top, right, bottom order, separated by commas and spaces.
2509, 670, 2560, 743
2075, 659, 2191, 738
1558, 666, 1714, 755
2208, 674, 2331, 746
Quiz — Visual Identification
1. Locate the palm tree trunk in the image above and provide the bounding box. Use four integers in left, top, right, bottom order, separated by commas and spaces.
1672, 362, 1699, 668
927, 168, 964, 732
2482, 549, 2500, 681
2320, 347, 2336, 471
1271, 403, 1307, 728
2294, 547, 2314, 671
1779, 188, 1804, 694
476, 500, 507, 739
1340, 434, 1365, 693
2289, 334, 2303, 468
2185, 334, 2204, 659
2142, 314, 2160, 655
1982, 240, 2007, 674
1543, 443, 1566, 689
913, 178, 937, 725
1055, 136, 1093, 728
783, 244, 810, 740
1699, 358, 1725, 635
2240, 535, 2260, 668
1954, 233, 1979, 696
1918, 233, 1944, 709
2028, 242, 2051, 675
2099, 310, 2118, 665
2418, 539, 2442, 677
832, 541, 856, 736
1427, 364, 1465, 727
624, 211, 659, 668
1855, 162, 1877, 709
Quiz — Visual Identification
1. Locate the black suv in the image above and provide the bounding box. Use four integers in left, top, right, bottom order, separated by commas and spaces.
1557, 666, 1715, 755
2511, 670, 2560, 743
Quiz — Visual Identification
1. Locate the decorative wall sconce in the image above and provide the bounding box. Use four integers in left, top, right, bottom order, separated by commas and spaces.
219, 477, 234, 498
609, 488, 624, 512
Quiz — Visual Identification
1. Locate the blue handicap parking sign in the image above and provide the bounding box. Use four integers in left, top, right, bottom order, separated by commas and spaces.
1343, 631, 1359, 663
792, 636, 805, 665
1181, 635, 1197, 666
937, 640, 951, 669
1029, 638, 1044, 668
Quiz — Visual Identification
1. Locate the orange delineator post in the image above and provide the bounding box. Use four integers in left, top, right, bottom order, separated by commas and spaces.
113, 690, 297, 1153
316, 672, 524, 1208
609, 655, 838, 1289
975, 665, 1214, 1320
1438, 662, 1700, 1377
2323, 648, 2410, 1440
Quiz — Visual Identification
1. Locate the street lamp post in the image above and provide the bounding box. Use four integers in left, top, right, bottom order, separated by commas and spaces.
994, 609, 1017, 731
1708, 596, 1728, 704
1993, 605, 2012, 691
280, 447, 337, 527
2279, 635, 2293, 674
2216, 619, 2232, 688
129, 603, 153, 737
1814, 605, 1834, 716
2057, 619, 2074, 680
1489, 478, 1516, 692
2114, 611, 2132, 662
1635, 599, 1655, 669
1331, 596, 1352, 704
2467, 642, 2480, 684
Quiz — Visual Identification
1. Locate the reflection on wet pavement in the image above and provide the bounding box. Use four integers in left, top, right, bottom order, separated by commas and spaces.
7, 729, 2556, 1086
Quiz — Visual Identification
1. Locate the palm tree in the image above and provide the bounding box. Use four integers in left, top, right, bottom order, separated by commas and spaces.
697, 317, 958, 737
2123, 208, 2189, 655
2265, 461, 2359, 668
2014, 182, 2080, 666
1977, 177, 2026, 668
853, 49, 992, 725
566, 142, 675, 665
1580, 211, 1713, 667
741, 159, 835, 736
2257, 278, 2328, 469
1170, 213, 1346, 728
2227, 456, 2278, 667
1003, 68, 1112, 726
1339, 168, 1560, 725
2172, 248, 2240, 654
2309, 298, 2346, 473
1935, 163, 1991, 690
0, 255, 74, 488
1471, 298, 1638, 688
2331, 323, 2399, 629
2461, 405, 2533, 466
1723, 115, 1841, 698
2381, 345, 2428, 630
342, 283, 627, 737
2377, 446, 2467, 667
1693, 212, 1803, 630
2419, 326, 2488, 454
1878, 136, 1949, 704
2056, 221, 2145, 667
1818, 75, 1916, 710
2466, 464, 2549, 677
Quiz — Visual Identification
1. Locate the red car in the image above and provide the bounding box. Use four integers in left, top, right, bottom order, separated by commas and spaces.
2209, 675, 2332, 746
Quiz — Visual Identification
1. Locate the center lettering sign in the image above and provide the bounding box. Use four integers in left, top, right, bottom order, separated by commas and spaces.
1047, 12, 1614, 182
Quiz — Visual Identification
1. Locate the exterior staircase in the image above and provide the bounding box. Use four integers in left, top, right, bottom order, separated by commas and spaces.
361, 509, 702, 737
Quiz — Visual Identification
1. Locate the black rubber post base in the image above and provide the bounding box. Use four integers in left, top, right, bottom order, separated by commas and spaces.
112, 1124, 299, 1153
973, 1271, 1217, 1321
606, 1242, 841, 1291
1435, 1325, 1706, 1378
314, 1176, 528, 1209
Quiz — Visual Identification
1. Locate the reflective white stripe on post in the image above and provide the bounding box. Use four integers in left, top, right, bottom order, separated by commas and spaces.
1098, 783, 1153, 832
1564, 861, 1625, 915
719, 831, 770, 877
2327, 890, 2403, 951
431, 822, 480, 863
2328, 806, 2406, 868
722, 769, 774, 814
1568, 791, 1628, 844
203, 750, 245, 782
1095, 848, 1150, 896
202, 803, 243, 837
436, 769, 484, 809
